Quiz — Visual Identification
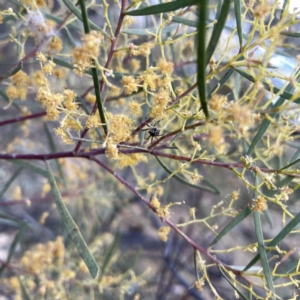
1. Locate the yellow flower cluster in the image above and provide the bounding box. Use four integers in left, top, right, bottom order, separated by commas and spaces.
121, 58, 174, 118
86, 92, 96, 103
118, 153, 148, 168
194, 279, 205, 291
209, 93, 256, 134
108, 114, 133, 143
86, 114, 102, 129
6, 70, 30, 101
23, 0, 46, 8
251, 195, 268, 212
105, 137, 119, 159
104, 114, 134, 159
20, 236, 64, 273
151, 194, 161, 209
191, 169, 203, 183
150, 195, 170, 219
128, 42, 154, 57
36, 87, 63, 121
122, 76, 139, 95
279, 185, 294, 201
35, 83, 86, 142
206, 124, 228, 154
128, 100, 142, 116
227, 103, 253, 136
253, 3, 271, 18
157, 59, 174, 75
158, 226, 171, 242
208, 94, 227, 112
72, 31, 103, 75
231, 190, 239, 201
31, 69, 48, 86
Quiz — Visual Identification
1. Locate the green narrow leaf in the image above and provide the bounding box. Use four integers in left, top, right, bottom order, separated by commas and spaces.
264, 209, 273, 228
77, 96, 102, 140
233, 0, 243, 49
218, 265, 249, 300
10, 160, 62, 182
245, 66, 300, 157
0, 167, 22, 199
125, 0, 198, 16
18, 277, 31, 300
206, 57, 244, 99
0, 89, 21, 111
155, 156, 220, 194
197, 0, 208, 118
253, 210, 275, 299
246, 111, 282, 157
46, 162, 100, 279
164, 14, 197, 27
122, 24, 178, 36
79, 0, 90, 33
0, 211, 28, 227
279, 141, 300, 171
272, 176, 294, 192
1, 61, 23, 79
64, 27, 77, 47
280, 0, 289, 18
140, 95, 150, 145
244, 210, 300, 271
124, 247, 142, 273
44, 123, 66, 187
207, 68, 234, 99
194, 249, 200, 281
290, 146, 300, 163
0, 228, 25, 276
252, 174, 274, 296
61, 0, 110, 39
209, 207, 252, 246
137, 2, 196, 29
280, 31, 300, 38
264, 176, 294, 232
234, 67, 300, 104
50, 57, 93, 75
273, 259, 298, 281
78, 0, 107, 136
91, 70, 107, 136
279, 157, 300, 171
98, 232, 121, 282
206, 0, 231, 64
215, 0, 222, 19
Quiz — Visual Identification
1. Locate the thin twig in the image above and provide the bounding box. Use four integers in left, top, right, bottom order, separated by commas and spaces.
0, 12, 72, 81
89, 156, 261, 284
0, 111, 47, 127
74, 0, 128, 152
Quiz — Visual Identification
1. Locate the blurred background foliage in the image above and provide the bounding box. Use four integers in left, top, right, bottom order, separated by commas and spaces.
1, 0, 300, 299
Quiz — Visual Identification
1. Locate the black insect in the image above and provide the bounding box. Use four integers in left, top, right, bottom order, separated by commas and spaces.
142, 120, 163, 143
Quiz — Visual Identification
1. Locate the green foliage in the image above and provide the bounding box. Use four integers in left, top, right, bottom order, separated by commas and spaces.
0, 0, 300, 299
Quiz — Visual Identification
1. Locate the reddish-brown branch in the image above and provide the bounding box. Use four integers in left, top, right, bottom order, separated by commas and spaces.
148, 121, 206, 149
174, 60, 197, 69
89, 156, 250, 278
0, 111, 46, 127
0, 259, 36, 275
0, 147, 296, 177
